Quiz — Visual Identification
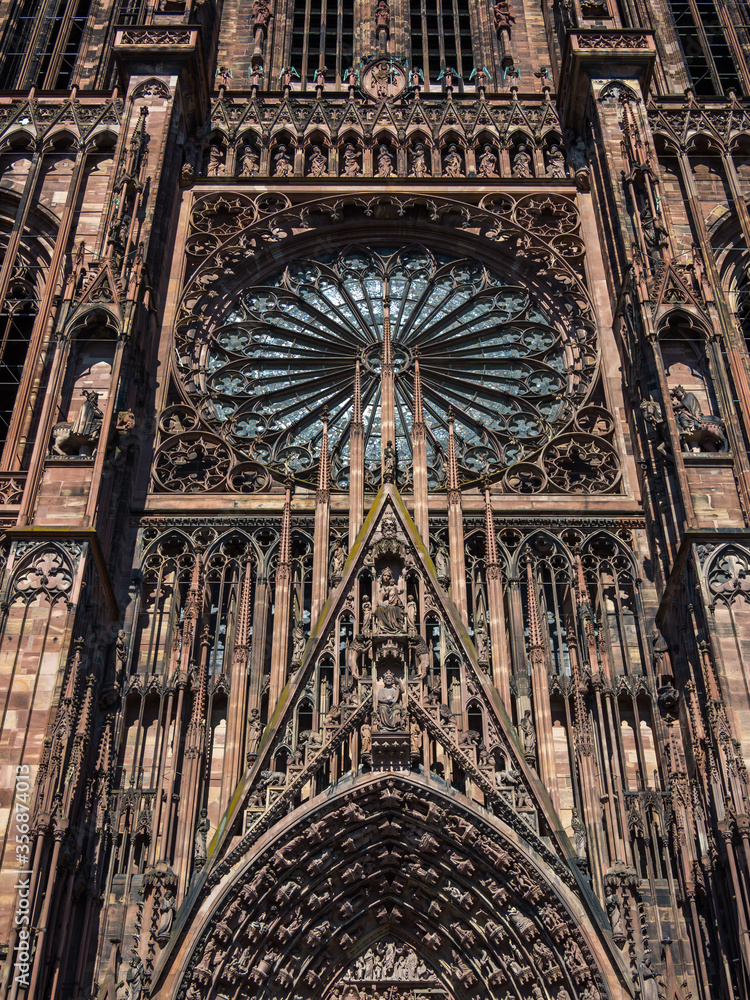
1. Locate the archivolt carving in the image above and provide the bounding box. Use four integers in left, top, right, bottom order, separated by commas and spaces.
174, 775, 612, 1000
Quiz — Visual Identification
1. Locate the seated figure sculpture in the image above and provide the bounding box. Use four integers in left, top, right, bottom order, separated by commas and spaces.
375, 566, 405, 634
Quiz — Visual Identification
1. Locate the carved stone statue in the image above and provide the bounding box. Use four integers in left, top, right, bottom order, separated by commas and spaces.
52, 390, 104, 457
477, 144, 499, 178
670, 385, 727, 452
571, 808, 587, 859
519, 709, 536, 759
376, 145, 395, 178
435, 544, 450, 582
383, 439, 396, 481
194, 809, 210, 864
119, 956, 144, 1000
307, 145, 328, 177
206, 145, 226, 177
606, 888, 625, 940
409, 142, 430, 177
238, 146, 260, 177
512, 143, 532, 178
639, 951, 660, 1000
247, 707, 262, 755
360, 597, 373, 636
252, 0, 272, 28
273, 144, 293, 177
377, 669, 403, 731
342, 143, 361, 177
157, 890, 175, 939
546, 144, 567, 178
375, 567, 405, 633
406, 594, 418, 635
291, 620, 307, 665
443, 144, 464, 178
566, 133, 590, 189
330, 539, 346, 577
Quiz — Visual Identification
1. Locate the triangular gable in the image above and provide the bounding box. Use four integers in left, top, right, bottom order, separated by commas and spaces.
651, 257, 706, 321
206, 485, 583, 886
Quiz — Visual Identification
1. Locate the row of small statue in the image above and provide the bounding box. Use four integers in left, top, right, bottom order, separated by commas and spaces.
201, 138, 579, 180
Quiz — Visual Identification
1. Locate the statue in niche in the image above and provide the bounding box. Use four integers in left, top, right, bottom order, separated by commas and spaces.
342, 143, 361, 177
375, 567, 405, 633
247, 708, 262, 759
291, 620, 306, 666
360, 597, 373, 636
376, 145, 395, 177
52, 389, 104, 457
571, 808, 587, 859
565, 132, 590, 189
512, 143, 532, 178
651, 624, 670, 676
376, 668, 404, 731
383, 439, 397, 481
330, 538, 346, 577
477, 144, 499, 178
156, 890, 175, 939
474, 612, 489, 663
273, 144, 293, 177
605, 888, 625, 940
435, 543, 450, 582
206, 145, 226, 177
238, 146, 260, 177
443, 144, 464, 177
409, 142, 430, 177
519, 709, 536, 759
193, 809, 210, 864
670, 385, 727, 452
546, 144, 567, 178
307, 145, 328, 177
406, 594, 418, 635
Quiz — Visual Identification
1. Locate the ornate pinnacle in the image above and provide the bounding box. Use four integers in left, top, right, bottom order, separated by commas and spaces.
413, 351, 424, 426
382, 305, 393, 375
317, 406, 330, 501
525, 555, 544, 652
484, 481, 500, 572
278, 484, 293, 575
353, 354, 363, 426
447, 406, 460, 499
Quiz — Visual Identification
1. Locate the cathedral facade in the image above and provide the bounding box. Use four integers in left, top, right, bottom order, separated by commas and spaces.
0, 0, 749, 999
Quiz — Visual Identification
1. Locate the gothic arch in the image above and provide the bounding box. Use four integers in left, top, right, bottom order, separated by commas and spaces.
154, 772, 631, 1000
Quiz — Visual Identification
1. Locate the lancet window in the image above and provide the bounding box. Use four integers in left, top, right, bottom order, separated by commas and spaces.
666, 0, 745, 95
409, 0, 475, 85
0, 0, 92, 89
0, 256, 37, 462
289, 0, 354, 89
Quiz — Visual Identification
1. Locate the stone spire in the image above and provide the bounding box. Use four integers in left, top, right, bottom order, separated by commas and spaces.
381, 287, 395, 479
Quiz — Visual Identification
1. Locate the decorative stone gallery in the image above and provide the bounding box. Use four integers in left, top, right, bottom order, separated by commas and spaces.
0, 2, 750, 1000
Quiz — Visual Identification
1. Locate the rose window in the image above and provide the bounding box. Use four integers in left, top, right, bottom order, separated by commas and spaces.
187, 246, 596, 488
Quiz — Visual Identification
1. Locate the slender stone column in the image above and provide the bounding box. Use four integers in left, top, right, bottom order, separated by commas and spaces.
349, 356, 364, 547
311, 409, 331, 624
524, 556, 559, 810
483, 482, 510, 706
446, 410, 467, 624
269, 483, 294, 709
222, 553, 254, 811
411, 353, 429, 544
381, 291, 395, 477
